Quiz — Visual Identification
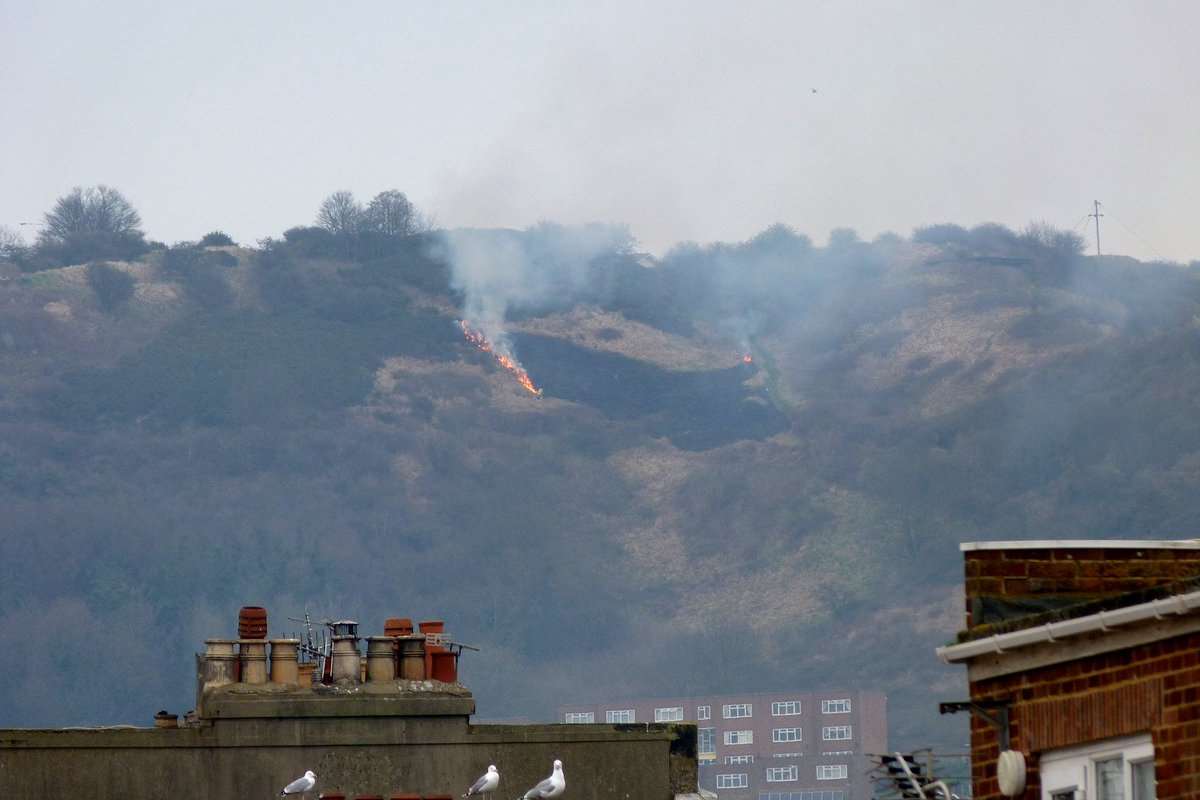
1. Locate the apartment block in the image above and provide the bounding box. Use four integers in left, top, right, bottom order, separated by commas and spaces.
558, 690, 886, 800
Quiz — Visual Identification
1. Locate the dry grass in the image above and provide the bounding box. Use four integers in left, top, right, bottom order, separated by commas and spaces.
513, 306, 740, 371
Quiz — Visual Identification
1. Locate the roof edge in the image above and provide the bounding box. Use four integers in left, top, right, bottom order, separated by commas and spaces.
937, 587, 1200, 664
960, 539, 1200, 552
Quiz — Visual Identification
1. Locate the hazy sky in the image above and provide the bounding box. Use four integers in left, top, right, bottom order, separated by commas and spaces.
3, 1, 1197, 261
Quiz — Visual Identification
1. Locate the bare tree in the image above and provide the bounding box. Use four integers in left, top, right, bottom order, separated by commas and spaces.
0, 225, 24, 260
1021, 221, 1085, 257
316, 191, 363, 236
364, 190, 418, 237
40, 186, 142, 244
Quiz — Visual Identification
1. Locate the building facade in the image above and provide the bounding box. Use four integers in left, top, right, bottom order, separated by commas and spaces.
937, 539, 1200, 800
559, 690, 887, 800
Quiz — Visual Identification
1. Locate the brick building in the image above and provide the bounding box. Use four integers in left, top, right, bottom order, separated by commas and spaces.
937, 539, 1200, 800
558, 691, 887, 800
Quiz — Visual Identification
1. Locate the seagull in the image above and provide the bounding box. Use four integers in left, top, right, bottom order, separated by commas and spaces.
464, 764, 500, 797
281, 770, 317, 797
520, 759, 565, 799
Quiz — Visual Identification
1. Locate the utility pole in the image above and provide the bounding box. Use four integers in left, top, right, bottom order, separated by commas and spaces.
1088, 200, 1104, 256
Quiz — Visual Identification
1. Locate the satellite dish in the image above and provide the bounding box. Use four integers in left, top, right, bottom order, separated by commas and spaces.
997, 750, 1026, 796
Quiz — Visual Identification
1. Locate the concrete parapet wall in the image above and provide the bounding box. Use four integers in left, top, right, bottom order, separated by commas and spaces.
0, 718, 697, 799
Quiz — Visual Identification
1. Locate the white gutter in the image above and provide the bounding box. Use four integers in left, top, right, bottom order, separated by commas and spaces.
937, 588, 1200, 663
960, 539, 1200, 552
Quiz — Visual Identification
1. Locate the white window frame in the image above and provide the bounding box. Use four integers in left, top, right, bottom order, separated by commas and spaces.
822, 725, 852, 741
563, 711, 594, 723
723, 703, 753, 719
773, 752, 803, 758
655, 706, 684, 722
767, 765, 800, 783
697, 705, 711, 720
817, 764, 849, 781
773, 727, 803, 743
772, 700, 803, 716
606, 709, 635, 723
725, 754, 755, 765
1040, 734, 1155, 800
698, 727, 716, 755
716, 773, 749, 789
725, 729, 754, 746
821, 698, 852, 714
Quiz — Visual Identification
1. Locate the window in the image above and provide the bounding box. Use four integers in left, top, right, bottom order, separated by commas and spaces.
757, 793, 845, 800
822, 751, 854, 756
773, 727, 803, 743
773, 752, 803, 758
606, 709, 635, 723
822, 725, 852, 741
724, 703, 753, 719
1132, 761, 1155, 800
1040, 734, 1155, 800
817, 764, 849, 781
1095, 758, 1122, 800
655, 706, 684, 722
698, 728, 715, 755
725, 729, 754, 745
726, 755, 755, 765
821, 698, 852, 714
772, 700, 802, 716
563, 711, 594, 723
697, 704, 711, 720
767, 766, 799, 783
717, 774, 749, 789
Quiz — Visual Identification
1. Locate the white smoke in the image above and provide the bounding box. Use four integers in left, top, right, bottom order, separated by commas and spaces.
435, 222, 633, 357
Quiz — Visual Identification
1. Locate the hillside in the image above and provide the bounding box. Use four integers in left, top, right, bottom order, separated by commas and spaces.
2, 224, 1199, 753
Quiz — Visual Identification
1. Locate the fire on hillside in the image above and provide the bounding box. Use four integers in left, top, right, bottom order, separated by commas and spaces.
459, 320, 544, 398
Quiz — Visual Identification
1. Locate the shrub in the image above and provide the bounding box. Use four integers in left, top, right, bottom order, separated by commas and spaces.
161, 243, 203, 275
87, 262, 136, 312
282, 226, 338, 258
199, 231, 235, 247
913, 223, 970, 247
1020, 222, 1085, 258
182, 267, 233, 309
209, 251, 238, 268
967, 223, 1019, 252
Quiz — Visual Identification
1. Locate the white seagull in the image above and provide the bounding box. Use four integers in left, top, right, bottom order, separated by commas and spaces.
464, 764, 500, 797
520, 759, 565, 799
280, 770, 317, 796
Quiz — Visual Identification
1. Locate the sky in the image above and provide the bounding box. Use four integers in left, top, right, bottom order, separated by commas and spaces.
2, 1, 1197, 261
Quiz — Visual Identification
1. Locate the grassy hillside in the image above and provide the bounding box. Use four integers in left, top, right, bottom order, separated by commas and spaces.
2, 226, 1198, 754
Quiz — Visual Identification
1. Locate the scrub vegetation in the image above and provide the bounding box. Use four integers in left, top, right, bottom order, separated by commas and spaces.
3, 186, 1200, 751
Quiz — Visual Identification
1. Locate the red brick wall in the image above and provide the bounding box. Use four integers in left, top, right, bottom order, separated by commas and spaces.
968, 631, 1200, 800
964, 547, 1200, 629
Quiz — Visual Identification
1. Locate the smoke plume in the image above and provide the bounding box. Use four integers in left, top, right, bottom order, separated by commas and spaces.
434, 222, 633, 358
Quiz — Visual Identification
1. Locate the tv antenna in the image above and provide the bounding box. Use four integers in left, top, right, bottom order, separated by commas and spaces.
287, 609, 332, 673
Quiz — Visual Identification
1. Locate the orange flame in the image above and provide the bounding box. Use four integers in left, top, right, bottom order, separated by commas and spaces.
460, 320, 544, 397
742, 353, 754, 364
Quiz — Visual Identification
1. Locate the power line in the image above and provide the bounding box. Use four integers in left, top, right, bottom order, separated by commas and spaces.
1105, 205, 1172, 263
